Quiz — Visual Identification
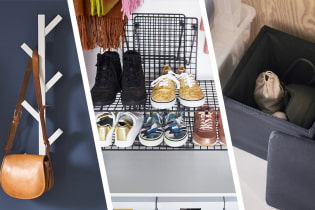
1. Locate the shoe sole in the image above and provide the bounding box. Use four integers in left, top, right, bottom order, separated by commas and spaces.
139, 135, 164, 147
192, 132, 217, 146
192, 138, 217, 147
150, 97, 176, 109
100, 139, 112, 147
219, 139, 226, 146
164, 133, 188, 147
178, 97, 205, 108
93, 98, 116, 106
115, 139, 135, 147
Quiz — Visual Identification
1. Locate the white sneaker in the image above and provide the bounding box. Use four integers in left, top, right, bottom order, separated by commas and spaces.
114, 112, 144, 147
96, 112, 115, 147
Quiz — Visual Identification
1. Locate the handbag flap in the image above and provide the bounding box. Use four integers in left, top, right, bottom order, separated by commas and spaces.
1, 154, 46, 199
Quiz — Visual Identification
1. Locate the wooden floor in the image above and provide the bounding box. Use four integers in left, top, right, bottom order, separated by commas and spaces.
242, 0, 315, 43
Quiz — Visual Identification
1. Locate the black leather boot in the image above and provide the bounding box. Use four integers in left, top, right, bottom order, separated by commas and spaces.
121, 50, 147, 105
91, 51, 122, 105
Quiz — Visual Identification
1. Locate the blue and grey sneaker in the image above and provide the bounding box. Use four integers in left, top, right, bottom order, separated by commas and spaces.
164, 112, 188, 147
139, 112, 164, 146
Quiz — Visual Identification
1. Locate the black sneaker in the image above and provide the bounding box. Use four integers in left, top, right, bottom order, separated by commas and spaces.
91, 51, 122, 106
121, 50, 147, 105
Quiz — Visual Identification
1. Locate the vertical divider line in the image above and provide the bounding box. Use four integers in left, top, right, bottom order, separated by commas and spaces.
38, 15, 45, 155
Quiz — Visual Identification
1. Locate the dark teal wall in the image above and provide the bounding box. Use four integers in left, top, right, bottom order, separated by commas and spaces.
0, 0, 107, 209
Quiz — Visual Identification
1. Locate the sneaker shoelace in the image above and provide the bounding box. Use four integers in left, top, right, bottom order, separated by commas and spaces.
175, 116, 184, 127
176, 72, 197, 87
166, 113, 185, 129
199, 112, 213, 131
151, 71, 180, 89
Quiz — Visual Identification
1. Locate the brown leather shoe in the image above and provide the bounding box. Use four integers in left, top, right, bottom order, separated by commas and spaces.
192, 105, 217, 146
217, 109, 226, 145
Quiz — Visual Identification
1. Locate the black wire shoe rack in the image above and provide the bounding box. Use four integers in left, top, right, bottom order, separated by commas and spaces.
94, 13, 226, 151
103, 110, 226, 151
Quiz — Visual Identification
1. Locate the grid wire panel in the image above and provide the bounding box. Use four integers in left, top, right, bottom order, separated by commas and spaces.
127, 13, 198, 87
128, 13, 188, 75
94, 13, 201, 112
102, 111, 227, 151
95, 14, 224, 151
93, 80, 221, 112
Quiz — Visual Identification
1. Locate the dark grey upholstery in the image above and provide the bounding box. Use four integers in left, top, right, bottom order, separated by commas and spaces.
223, 26, 315, 209
225, 97, 315, 160
223, 26, 315, 160
266, 131, 315, 210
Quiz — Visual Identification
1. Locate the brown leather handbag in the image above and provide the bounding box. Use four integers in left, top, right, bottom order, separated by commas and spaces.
0, 51, 54, 199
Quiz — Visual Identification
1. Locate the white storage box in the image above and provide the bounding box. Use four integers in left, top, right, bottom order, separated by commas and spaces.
212, 3, 256, 88
214, 0, 241, 30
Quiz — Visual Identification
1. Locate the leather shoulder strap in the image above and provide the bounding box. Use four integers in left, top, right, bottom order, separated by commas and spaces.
4, 51, 50, 156
32, 52, 51, 156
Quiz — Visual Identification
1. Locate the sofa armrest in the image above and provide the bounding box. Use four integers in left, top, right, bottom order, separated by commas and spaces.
266, 131, 315, 209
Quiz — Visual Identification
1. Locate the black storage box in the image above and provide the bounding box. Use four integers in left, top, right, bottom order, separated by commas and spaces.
223, 26, 315, 160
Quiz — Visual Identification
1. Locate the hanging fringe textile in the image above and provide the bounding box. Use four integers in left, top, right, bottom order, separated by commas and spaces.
73, 0, 127, 50
121, 0, 143, 19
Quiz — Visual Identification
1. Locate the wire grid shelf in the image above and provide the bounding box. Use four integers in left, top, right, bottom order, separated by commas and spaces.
94, 13, 206, 112
95, 13, 225, 151
102, 111, 227, 151
94, 80, 220, 113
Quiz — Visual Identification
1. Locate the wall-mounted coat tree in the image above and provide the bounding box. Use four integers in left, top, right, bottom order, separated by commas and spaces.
21, 14, 63, 155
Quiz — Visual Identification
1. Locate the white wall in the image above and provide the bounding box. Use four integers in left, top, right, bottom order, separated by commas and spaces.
84, 0, 213, 89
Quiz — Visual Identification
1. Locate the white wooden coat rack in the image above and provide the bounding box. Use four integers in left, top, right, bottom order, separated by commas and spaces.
21, 14, 63, 155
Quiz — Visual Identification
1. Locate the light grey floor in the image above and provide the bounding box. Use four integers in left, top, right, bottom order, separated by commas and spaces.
103, 151, 235, 194
234, 148, 277, 210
